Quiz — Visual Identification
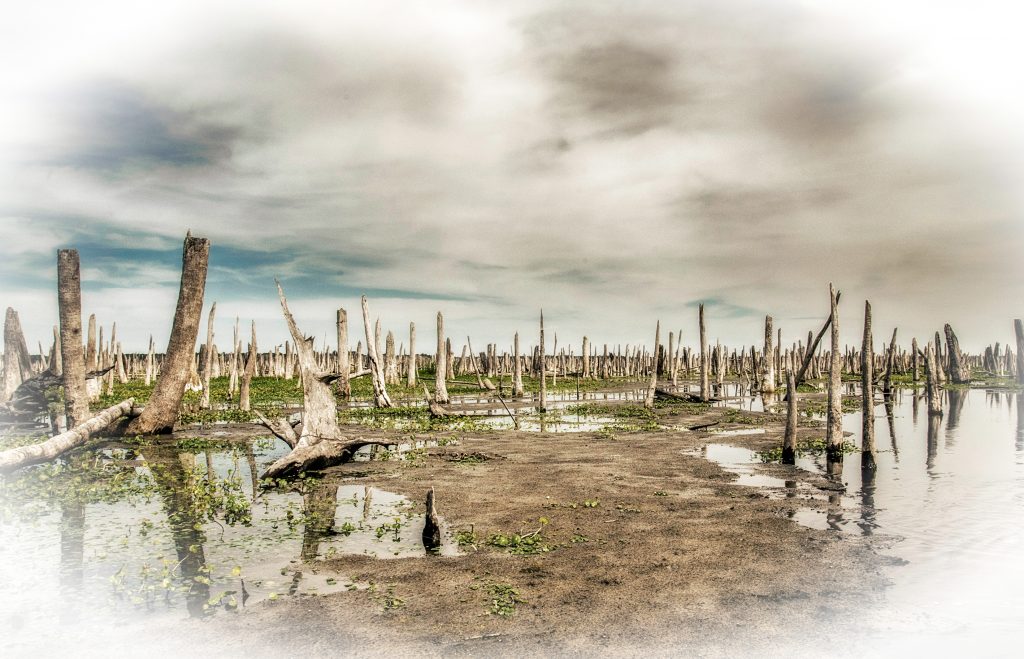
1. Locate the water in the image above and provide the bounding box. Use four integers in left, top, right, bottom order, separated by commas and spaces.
0, 434, 454, 651
700, 387, 1024, 654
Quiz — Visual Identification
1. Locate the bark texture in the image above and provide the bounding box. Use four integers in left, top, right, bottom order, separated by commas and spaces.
57, 250, 90, 429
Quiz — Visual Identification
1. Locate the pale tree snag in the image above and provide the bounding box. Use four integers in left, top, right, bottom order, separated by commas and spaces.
50, 326, 62, 377
1015, 320, 1024, 385
0, 398, 134, 472
925, 342, 943, 416
825, 283, 843, 461
253, 409, 299, 448
126, 234, 209, 435
513, 332, 524, 397
539, 309, 547, 412
911, 337, 920, 382
407, 321, 417, 387
260, 283, 394, 480
240, 321, 257, 411
883, 328, 897, 395
3, 307, 33, 402
145, 336, 155, 386
422, 487, 442, 554
423, 384, 448, 417
58, 250, 90, 429
360, 296, 393, 408
582, 336, 590, 379
435, 312, 449, 404
644, 320, 660, 409
228, 317, 240, 398
699, 304, 709, 402
762, 315, 776, 394
791, 291, 842, 391
861, 301, 876, 469
200, 302, 216, 409
467, 336, 495, 391
336, 308, 351, 399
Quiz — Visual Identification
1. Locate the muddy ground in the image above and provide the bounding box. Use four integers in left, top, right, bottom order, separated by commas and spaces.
153, 397, 898, 658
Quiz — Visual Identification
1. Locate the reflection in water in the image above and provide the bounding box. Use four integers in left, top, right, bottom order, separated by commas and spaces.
946, 389, 966, 446
926, 412, 940, 473
1017, 393, 1024, 452
858, 463, 877, 536
825, 457, 844, 532
884, 396, 899, 461
300, 476, 342, 562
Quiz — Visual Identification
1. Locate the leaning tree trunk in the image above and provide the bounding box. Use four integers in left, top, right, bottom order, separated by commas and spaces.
790, 291, 842, 391
57, 250, 90, 429
861, 300, 875, 469
360, 297, 392, 408
943, 323, 969, 385
3, 307, 34, 403
825, 283, 843, 460
126, 234, 209, 435
435, 312, 449, 404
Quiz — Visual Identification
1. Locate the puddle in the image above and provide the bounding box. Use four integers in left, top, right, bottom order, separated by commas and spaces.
0, 435, 455, 646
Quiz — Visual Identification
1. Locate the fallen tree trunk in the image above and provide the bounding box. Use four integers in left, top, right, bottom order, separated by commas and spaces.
0, 398, 134, 472
655, 387, 719, 403
261, 437, 395, 480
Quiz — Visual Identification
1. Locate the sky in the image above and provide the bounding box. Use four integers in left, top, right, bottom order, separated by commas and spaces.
1, 0, 1023, 355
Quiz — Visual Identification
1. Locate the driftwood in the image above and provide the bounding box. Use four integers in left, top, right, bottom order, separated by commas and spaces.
0, 398, 134, 472
655, 387, 719, 404
422, 385, 450, 418
687, 421, 719, 431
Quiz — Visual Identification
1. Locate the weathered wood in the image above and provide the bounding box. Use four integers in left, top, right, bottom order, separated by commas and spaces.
512, 332, 524, 397
126, 234, 209, 435
782, 370, 798, 465
407, 322, 417, 387
825, 283, 843, 460
539, 310, 547, 412
200, 302, 216, 409
422, 487, 442, 554
943, 324, 969, 384
762, 315, 776, 394
435, 312, 450, 403
699, 304, 709, 402
253, 409, 299, 449
0, 398, 134, 472
2, 308, 33, 402
360, 296, 393, 408
883, 327, 897, 394
861, 301, 875, 468
57, 250, 90, 429
1015, 320, 1024, 385
336, 308, 351, 398
644, 321, 660, 409
423, 385, 449, 417
792, 290, 842, 389
925, 341, 943, 416
261, 437, 394, 480
240, 322, 257, 411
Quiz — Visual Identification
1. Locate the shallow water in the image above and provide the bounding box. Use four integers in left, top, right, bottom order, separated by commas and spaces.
0, 434, 453, 650
700, 387, 1024, 654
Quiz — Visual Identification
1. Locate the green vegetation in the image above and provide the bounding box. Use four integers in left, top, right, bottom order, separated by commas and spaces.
757, 437, 860, 462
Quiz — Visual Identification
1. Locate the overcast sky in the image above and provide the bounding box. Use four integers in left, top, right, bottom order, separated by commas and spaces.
1, 0, 1022, 355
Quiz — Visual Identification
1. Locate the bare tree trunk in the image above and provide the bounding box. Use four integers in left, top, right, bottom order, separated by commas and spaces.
1015, 319, 1024, 385
911, 337, 920, 382
144, 336, 155, 386
200, 303, 217, 409
699, 304, 709, 402
883, 328, 897, 395
360, 296, 393, 408
126, 234, 209, 435
0, 398, 134, 472
513, 331, 524, 396
825, 284, 843, 460
943, 324, 969, 384
336, 308, 350, 398
539, 310, 547, 412
925, 342, 943, 416
762, 315, 775, 394
582, 336, 590, 379
792, 291, 842, 390
57, 249, 90, 429
3, 307, 33, 402
435, 312, 449, 404
645, 321, 660, 409
407, 322, 417, 387
782, 370, 797, 464
239, 321, 257, 411
228, 317, 240, 398
861, 301, 875, 468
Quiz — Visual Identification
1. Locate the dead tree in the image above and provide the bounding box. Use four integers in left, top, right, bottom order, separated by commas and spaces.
539, 310, 547, 412
57, 250, 90, 429
336, 308, 351, 398
861, 301, 875, 469
3, 307, 33, 402
360, 296, 393, 408
911, 337, 920, 382
435, 312, 449, 404
1015, 320, 1024, 385
883, 328, 897, 395
422, 487, 442, 554
239, 321, 257, 411
259, 282, 391, 479
762, 315, 776, 394
0, 398, 134, 472
825, 284, 843, 460
791, 291, 842, 390
943, 324, 970, 384
699, 304, 709, 402
407, 322, 417, 387
200, 302, 216, 409
782, 370, 797, 465
126, 234, 209, 435
644, 321, 660, 409
513, 332, 524, 397
925, 342, 943, 416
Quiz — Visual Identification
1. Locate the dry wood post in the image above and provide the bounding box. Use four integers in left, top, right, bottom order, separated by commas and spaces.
435, 312, 449, 404
582, 336, 591, 379
644, 320, 661, 409
0, 398, 134, 472
360, 296, 393, 408
3, 307, 34, 402
50, 326, 62, 377
933, 331, 947, 384
925, 341, 943, 416
384, 331, 397, 385
126, 233, 209, 435
667, 332, 674, 386
145, 336, 155, 386
763, 315, 776, 394
602, 343, 610, 380
239, 321, 257, 411
791, 291, 842, 391
883, 328, 897, 395
407, 322, 417, 387
1015, 320, 1024, 385
861, 301, 876, 469
782, 370, 797, 465
422, 487, 442, 554
85, 314, 97, 373
825, 284, 843, 461
57, 249, 90, 429
513, 331, 524, 396
335, 308, 350, 398
466, 336, 496, 391
699, 303, 709, 402
943, 324, 970, 384
200, 302, 217, 409
911, 337, 920, 382
228, 317, 240, 398
539, 309, 547, 412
